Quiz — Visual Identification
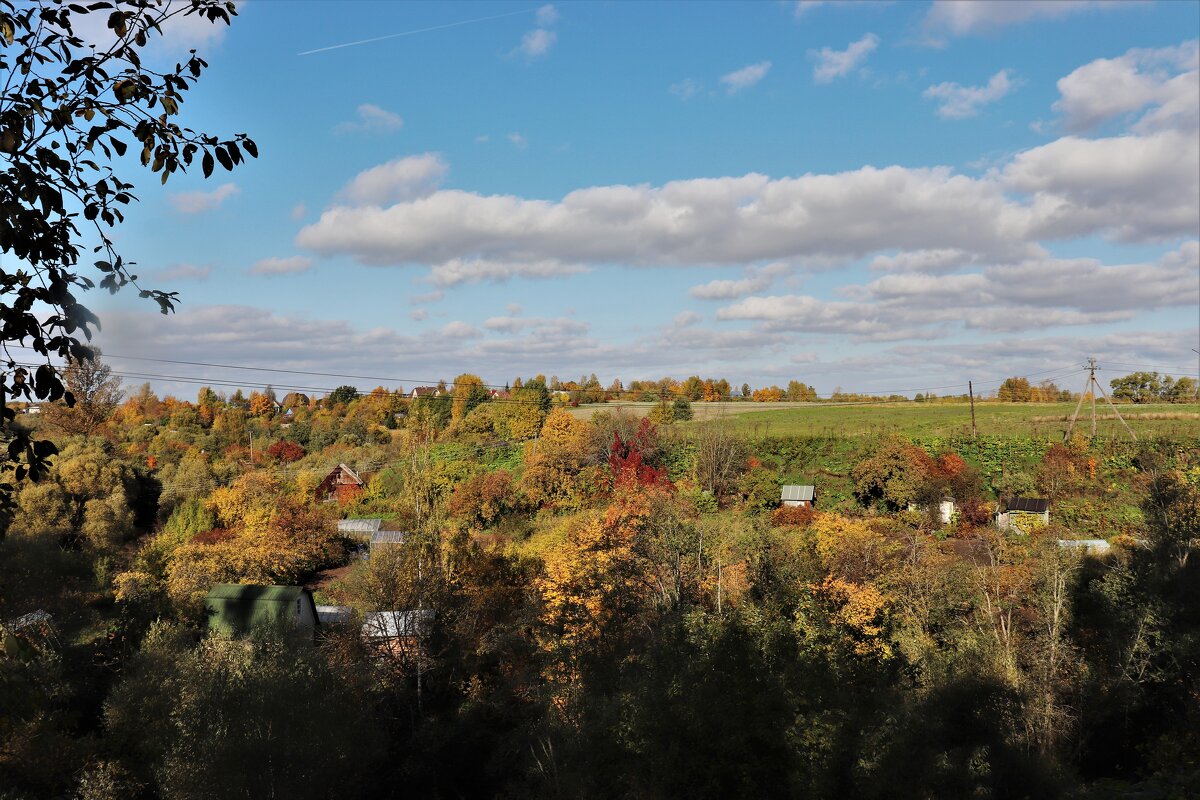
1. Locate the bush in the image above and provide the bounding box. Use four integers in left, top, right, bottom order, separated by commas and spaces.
772, 505, 816, 527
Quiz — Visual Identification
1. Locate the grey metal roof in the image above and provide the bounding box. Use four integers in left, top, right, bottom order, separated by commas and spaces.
371, 530, 407, 545
781, 485, 815, 502
316, 605, 355, 625
338, 518, 383, 534
1006, 497, 1049, 513
362, 609, 435, 639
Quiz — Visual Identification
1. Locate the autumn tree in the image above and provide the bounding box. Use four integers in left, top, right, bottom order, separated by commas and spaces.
451, 373, 489, 422
0, 0, 256, 510
39, 349, 123, 436
998, 377, 1033, 402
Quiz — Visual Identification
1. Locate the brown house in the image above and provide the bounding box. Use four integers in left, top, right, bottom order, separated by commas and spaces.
316, 463, 365, 504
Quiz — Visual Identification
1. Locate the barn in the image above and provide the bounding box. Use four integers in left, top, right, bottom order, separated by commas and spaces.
203, 584, 319, 637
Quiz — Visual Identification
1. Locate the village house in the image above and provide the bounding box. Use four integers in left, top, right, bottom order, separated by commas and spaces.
410, 386, 441, 399
316, 463, 365, 504
203, 584, 319, 637
996, 497, 1050, 532
315, 605, 355, 626
780, 485, 816, 508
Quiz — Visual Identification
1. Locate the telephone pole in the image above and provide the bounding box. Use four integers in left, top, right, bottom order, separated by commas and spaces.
1064, 357, 1137, 442
968, 380, 977, 438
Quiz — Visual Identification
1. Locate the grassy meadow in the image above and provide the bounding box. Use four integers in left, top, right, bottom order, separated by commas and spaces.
568, 400, 1200, 439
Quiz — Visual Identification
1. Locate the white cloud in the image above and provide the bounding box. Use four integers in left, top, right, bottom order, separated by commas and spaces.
250, 256, 313, 276
811, 33, 879, 83
514, 6, 558, 59
153, 264, 211, 282
335, 103, 404, 134
690, 263, 791, 299
291, 203, 307, 220
335, 154, 447, 206
507, 132, 528, 149
1054, 40, 1199, 132
720, 61, 772, 93
441, 321, 481, 339
429, 259, 587, 287
670, 78, 702, 100
923, 69, 1015, 119
297, 129, 1197, 291
409, 309, 428, 321
169, 182, 239, 214
517, 28, 556, 58
1002, 130, 1199, 241
869, 249, 976, 273
924, 1, 1137, 37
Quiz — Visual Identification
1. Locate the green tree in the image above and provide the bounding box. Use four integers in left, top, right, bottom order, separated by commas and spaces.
327, 385, 359, 405
0, 0, 256, 511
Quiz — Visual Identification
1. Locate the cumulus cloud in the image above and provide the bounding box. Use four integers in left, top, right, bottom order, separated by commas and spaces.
335, 103, 404, 134
1002, 130, 1199, 241
810, 33, 878, 83
429, 258, 587, 287
335, 153, 447, 206
690, 263, 792, 299
923, 69, 1015, 119
1054, 40, 1199, 132
720, 242, 1197, 341
507, 132, 528, 149
868, 249, 978, 273
514, 4, 558, 59
924, 1, 1136, 37
169, 182, 239, 214
250, 256, 313, 276
720, 61, 772, 93
298, 129, 1198, 275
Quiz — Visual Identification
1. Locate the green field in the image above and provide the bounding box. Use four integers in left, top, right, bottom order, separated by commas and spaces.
570, 401, 1200, 439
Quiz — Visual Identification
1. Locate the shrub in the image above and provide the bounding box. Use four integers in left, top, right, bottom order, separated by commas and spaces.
772, 505, 816, 527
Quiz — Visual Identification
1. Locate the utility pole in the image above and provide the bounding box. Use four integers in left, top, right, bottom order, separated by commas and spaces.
1192, 348, 1199, 403
968, 380, 977, 439
1090, 357, 1097, 438
1064, 357, 1137, 442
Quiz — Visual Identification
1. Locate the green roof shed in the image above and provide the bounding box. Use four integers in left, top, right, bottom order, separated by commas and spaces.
203, 584, 319, 637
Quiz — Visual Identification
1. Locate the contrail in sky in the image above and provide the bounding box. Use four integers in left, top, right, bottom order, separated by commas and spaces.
298, 7, 538, 56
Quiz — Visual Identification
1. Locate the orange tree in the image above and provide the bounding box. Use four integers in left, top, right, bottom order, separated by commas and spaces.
0, 0, 255, 513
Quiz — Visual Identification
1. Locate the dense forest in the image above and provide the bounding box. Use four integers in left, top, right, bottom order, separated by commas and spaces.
1, 361, 1197, 800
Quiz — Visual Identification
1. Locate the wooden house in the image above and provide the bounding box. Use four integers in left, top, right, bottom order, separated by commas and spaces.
203, 584, 318, 637
316, 463, 365, 504
410, 387, 441, 399
996, 497, 1050, 532
780, 485, 816, 508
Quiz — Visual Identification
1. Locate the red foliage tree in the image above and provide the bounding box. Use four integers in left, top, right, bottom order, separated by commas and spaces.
772, 505, 817, 527
608, 419, 670, 489
266, 440, 306, 464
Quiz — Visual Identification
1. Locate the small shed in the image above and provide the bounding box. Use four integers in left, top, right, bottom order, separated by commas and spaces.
361, 609, 435, 641
780, 485, 816, 508
203, 584, 318, 637
370, 530, 407, 557
316, 605, 356, 626
997, 497, 1050, 532
316, 463, 365, 504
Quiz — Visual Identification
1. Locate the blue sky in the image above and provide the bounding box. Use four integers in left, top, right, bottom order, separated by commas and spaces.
91, 0, 1200, 398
